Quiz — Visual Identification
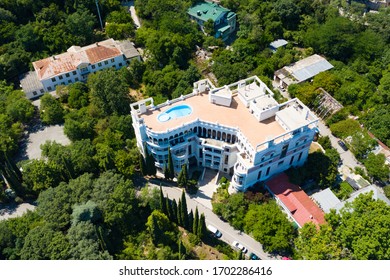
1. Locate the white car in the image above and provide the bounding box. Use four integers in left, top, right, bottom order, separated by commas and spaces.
232, 240, 248, 253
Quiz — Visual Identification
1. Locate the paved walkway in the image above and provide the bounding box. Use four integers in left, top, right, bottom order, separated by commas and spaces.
195, 169, 218, 209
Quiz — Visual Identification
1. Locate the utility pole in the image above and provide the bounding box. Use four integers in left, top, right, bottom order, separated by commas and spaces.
95, 0, 104, 31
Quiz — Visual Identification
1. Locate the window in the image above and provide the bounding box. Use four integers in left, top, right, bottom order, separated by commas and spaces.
92, 65, 96, 69
280, 144, 289, 158
40, 89, 44, 93
289, 156, 295, 165
68, 80, 72, 84
266, 166, 271, 176
47, 86, 52, 91
51, 77, 56, 82
65, 73, 70, 78
298, 152, 303, 162
111, 58, 115, 63
59, 75, 63, 80
72, 71, 77, 75
257, 171, 262, 180
98, 62, 102, 67
33, 91, 37, 96
278, 161, 284, 166
119, 62, 123, 67
104, 60, 108, 65
75, 78, 79, 82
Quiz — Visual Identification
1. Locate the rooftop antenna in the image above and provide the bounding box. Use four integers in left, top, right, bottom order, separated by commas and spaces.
95, 0, 104, 31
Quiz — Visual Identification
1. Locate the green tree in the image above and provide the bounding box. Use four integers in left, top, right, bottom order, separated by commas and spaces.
39, 93, 64, 125
68, 82, 89, 109
244, 202, 295, 253
198, 213, 206, 240
139, 153, 147, 175
67, 221, 112, 260
146, 210, 178, 246
88, 69, 132, 116
364, 153, 390, 182
203, 19, 215, 36
177, 164, 188, 188
193, 207, 199, 235
21, 159, 62, 193
71, 200, 102, 225
65, 7, 96, 46
166, 147, 174, 180
180, 190, 189, 230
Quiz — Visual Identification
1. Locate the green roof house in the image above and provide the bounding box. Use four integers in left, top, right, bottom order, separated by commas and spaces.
188, 1, 236, 41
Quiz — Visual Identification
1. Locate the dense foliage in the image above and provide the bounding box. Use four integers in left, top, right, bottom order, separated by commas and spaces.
295, 193, 390, 260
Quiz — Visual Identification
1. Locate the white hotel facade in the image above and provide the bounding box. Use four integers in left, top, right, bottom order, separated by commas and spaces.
131, 76, 319, 191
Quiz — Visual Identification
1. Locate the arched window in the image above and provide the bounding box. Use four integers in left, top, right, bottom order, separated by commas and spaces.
212, 130, 216, 138
217, 131, 221, 140
222, 132, 226, 141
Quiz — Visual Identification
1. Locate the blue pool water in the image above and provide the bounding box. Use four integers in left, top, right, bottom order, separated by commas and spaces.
158, 104, 192, 122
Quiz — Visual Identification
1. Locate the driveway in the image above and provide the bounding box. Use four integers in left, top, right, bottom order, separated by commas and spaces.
317, 120, 363, 178
122, 1, 141, 28
148, 181, 276, 260
26, 125, 71, 160
195, 169, 219, 209
0, 203, 36, 221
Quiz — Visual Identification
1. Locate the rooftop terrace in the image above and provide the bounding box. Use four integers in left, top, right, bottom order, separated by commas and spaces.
139, 93, 285, 148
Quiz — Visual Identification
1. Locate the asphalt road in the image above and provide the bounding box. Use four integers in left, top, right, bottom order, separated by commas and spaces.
317, 120, 364, 177
148, 181, 277, 260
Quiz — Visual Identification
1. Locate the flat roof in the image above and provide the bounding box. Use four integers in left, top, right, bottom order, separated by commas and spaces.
311, 188, 341, 213
237, 81, 263, 101
276, 105, 310, 131
139, 93, 286, 147
283, 54, 334, 83
266, 173, 326, 227
19, 71, 43, 93
269, 39, 288, 49
253, 95, 278, 111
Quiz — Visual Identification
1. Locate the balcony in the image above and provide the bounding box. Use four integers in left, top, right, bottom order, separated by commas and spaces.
234, 162, 247, 176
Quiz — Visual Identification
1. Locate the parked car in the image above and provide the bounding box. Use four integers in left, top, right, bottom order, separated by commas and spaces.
207, 225, 222, 238
232, 240, 248, 253
249, 252, 260, 260
337, 140, 348, 151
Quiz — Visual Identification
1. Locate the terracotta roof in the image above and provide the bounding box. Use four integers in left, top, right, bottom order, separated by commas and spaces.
266, 173, 325, 227
85, 45, 121, 64
32, 39, 123, 80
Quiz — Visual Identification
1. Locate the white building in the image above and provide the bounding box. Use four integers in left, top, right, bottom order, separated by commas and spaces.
20, 39, 141, 99
274, 54, 334, 89
131, 76, 319, 192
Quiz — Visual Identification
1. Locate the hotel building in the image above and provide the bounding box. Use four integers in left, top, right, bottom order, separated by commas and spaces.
131, 76, 319, 192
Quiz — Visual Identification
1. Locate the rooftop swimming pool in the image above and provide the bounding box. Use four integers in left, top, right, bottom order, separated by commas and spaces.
157, 104, 192, 122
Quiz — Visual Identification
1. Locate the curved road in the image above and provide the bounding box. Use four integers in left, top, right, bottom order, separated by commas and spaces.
148, 181, 277, 260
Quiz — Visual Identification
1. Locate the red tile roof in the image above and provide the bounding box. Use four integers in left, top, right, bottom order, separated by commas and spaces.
32, 39, 122, 80
266, 173, 325, 227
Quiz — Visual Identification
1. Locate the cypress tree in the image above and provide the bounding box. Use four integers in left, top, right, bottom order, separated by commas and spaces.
193, 207, 199, 235
148, 153, 156, 176
163, 164, 169, 180
167, 147, 174, 180
177, 198, 182, 226
166, 196, 174, 221
188, 210, 194, 233
172, 199, 178, 224
159, 186, 167, 214
180, 191, 189, 229
139, 153, 146, 175
198, 213, 206, 239
177, 164, 188, 188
